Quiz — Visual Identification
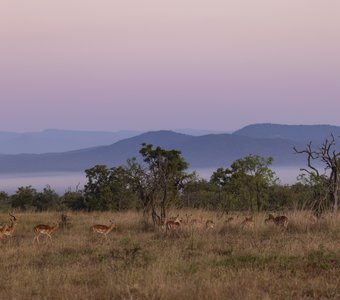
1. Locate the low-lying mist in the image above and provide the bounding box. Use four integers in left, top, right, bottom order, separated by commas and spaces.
0, 166, 303, 194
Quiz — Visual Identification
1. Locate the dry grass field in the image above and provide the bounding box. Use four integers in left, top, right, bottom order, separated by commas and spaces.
1, 210, 340, 300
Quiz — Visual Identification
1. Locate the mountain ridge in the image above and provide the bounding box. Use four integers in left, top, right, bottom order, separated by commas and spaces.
1, 124, 340, 174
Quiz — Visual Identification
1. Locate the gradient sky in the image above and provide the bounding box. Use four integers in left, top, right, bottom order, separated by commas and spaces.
1, 1, 339, 132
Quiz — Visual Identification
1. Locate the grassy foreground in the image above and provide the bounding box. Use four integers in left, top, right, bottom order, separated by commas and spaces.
0, 210, 340, 300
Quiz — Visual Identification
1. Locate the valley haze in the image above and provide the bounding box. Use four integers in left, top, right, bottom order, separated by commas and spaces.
1, 123, 340, 193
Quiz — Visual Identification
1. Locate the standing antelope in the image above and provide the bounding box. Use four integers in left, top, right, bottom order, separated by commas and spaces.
165, 215, 182, 234
91, 220, 117, 240
205, 220, 215, 230
265, 214, 289, 228
33, 223, 59, 243
0, 224, 8, 240
241, 216, 254, 228
4, 213, 18, 239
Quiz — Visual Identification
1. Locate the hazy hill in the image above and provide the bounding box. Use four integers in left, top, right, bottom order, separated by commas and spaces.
0, 129, 229, 155
0, 130, 306, 173
233, 123, 340, 143
1, 124, 339, 174
0, 129, 140, 154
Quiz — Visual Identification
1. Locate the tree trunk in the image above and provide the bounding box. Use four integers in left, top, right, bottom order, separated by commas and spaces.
256, 183, 261, 212
330, 168, 339, 213
160, 188, 167, 222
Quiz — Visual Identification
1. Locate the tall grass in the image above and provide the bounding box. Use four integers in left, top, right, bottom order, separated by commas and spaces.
0, 210, 339, 299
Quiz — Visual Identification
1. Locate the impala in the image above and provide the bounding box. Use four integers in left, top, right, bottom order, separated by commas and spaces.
165, 215, 182, 234
0, 224, 8, 240
264, 214, 275, 225
241, 216, 254, 228
91, 220, 117, 240
33, 223, 59, 243
265, 214, 289, 228
205, 219, 215, 229
4, 213, 18, 239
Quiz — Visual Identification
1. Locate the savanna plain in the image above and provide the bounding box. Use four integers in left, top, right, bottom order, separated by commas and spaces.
1, 210, 340, 300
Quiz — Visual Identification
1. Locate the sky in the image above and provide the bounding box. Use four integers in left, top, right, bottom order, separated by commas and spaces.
0, 0, 340, 132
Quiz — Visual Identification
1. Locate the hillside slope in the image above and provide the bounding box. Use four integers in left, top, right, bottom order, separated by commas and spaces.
0, 130, 306, 173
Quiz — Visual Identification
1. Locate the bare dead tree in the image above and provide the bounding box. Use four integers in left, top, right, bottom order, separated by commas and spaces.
294, 135, 340, 214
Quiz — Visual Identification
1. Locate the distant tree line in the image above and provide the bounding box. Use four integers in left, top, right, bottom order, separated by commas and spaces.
1, 137, 339, 217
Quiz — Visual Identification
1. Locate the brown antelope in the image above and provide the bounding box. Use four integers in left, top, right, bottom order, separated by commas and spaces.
33, 223, 59, 243
265, 214, 288, 228
0, 224, 8, 240
165, 215, 182, 234
264, 214, 275, 225
4, 213, 18, 239
91, 220, 117, 240
241, 216, 254, 228
205, 219, 215, 229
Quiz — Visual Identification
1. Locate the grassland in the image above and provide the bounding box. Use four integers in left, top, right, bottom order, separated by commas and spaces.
1, 210, 340, 299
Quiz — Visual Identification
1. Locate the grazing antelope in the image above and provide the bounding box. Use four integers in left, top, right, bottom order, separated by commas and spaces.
4, 213, 18, 239
33, 223, 59, 243
205, 219, 215, 230
165, 215, 182, 234
91, 220, 117, 240
265, 214, 288, 228
241, 216, 254, 228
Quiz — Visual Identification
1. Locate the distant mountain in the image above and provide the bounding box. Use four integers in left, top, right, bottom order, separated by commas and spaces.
0, 128, 229, 154
1, 124, 339, 174
0, 129, 140, 154
233, 123, 340, 143
0, 130, 307, 173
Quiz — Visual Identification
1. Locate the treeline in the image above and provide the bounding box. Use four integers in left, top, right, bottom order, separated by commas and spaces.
0, 143, 330, 214
0, 175, 318, 213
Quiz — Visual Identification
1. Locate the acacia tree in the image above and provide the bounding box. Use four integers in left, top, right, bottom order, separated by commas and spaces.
125, 157, 157, 216
138, 143, 191, 223
125, 144, 192, 224
294, 135, 340, 214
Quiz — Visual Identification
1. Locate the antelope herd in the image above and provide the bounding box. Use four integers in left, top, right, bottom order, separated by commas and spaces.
0, 212, 291, 243
162, 212, 289, 234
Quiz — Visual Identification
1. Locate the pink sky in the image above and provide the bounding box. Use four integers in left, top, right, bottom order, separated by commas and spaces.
0, 0, 339, 132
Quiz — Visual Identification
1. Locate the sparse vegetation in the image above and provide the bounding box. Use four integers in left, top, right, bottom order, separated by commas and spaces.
1, 144, 339, 299
0, 210, 340, 299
